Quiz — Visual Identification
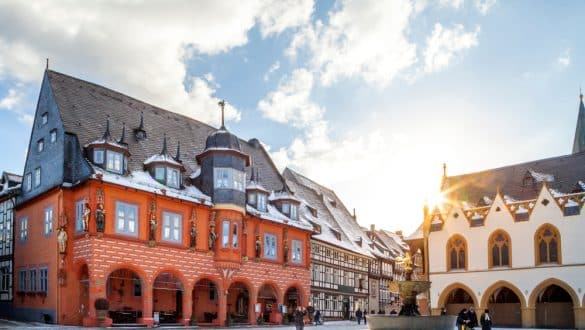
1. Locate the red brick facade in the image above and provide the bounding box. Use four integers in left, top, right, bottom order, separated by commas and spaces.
14, 180, 311, 326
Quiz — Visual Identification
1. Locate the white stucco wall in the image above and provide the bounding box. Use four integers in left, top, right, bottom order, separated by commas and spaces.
428, 186, 585, 309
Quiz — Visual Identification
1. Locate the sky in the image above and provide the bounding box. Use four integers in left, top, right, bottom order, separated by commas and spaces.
0, 0, 584, 235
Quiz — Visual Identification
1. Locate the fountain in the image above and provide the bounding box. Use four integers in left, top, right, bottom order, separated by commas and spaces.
367, 252, 456, 330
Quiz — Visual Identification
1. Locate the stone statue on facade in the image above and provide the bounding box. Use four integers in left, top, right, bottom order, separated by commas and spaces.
190, 221, 197, 249
82, 199, 91, 232
57, 226, 68, 254
209, 228, 217, 250
283, 240, 289, 263
149, 213, 157, 241
95, 202, 105, 232
255, 235, 261, 258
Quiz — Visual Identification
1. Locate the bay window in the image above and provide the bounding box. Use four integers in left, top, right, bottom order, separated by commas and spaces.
214, 167, 245, 191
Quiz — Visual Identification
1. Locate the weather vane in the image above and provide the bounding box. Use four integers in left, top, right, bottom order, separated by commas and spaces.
218, 99, 226, 129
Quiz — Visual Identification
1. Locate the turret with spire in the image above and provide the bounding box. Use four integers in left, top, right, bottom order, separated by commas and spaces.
572, 89, 585, 154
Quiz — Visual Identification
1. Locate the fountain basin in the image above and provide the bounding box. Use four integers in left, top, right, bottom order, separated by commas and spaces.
366, 315, 457, 330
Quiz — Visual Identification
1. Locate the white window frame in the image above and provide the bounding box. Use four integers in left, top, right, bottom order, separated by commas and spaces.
20, 218, 28, 242
222, 220, 230, 248
167, 167, 180, 188
75, 199, 85, 232
214, 168, 245, 191
162, 211, 182, 243
257, 194, 267, 212
44, 207, 53, 236
29, 269, 37, 292
106, 151, 123, 174
115, 202, 138, 236
154, 166, 165, 183
34, 168, 41, 187
292, 239, 303, 263
50, 129, 57, 143
93, 149, 104, 165
282, 202, 290, 214
290, 204, 298, 220
39, 267, 48, 293
247, 192, 257, 205
264, 233, 277, 260
37, 139, 44, 153
25, 173, 32, 192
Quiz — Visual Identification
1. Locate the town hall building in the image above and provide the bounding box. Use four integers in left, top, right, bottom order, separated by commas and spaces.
424, 93, 585, 329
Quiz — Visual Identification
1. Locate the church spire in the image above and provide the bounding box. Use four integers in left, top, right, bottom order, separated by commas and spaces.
572, 88, 585, 154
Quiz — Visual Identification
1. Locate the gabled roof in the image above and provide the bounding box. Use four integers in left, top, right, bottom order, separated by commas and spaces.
283, 167, 374, 258
442, 151, 585, 205
46, 70, 284, 191
0, 171, 22, 198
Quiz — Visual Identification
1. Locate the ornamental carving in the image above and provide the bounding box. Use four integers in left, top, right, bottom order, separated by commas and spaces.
149, 200, 157, 242
82, 198, 91, 232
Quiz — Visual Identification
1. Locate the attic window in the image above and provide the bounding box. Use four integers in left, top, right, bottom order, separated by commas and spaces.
329, 228, 341, 241
152, 166, 181, 189
356, 237, 363, 247
41, 112, 48, 126
308, 220, 321, 234
307, 206, 317, 217
564, 204, 580, 216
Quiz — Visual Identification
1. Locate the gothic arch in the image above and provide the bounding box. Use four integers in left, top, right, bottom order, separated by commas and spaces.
446, 234, 468, 271
527, 278, 580, 308
480, 280, 526, 308
151, 267, 189, 291
437, 282, 479, 310
533, 223, 562, 265
487, 229, 512, 268
103, 262, 148, 285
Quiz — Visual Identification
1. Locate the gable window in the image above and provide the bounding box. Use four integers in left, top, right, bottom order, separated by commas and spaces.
18, 269, 26, 292
214, 168, 245, 191
115, 202, 138, 236
37, 139, 44, 153
25, 173, 31, 192
75, 200, 84, 232
19, 218, 28, 242
264, 233, 277, 259
107, 151, 123, 174
232, 223, 238, 248
489, 231, 511, 268
50, 129, 57, 143
39, 268, 48, 293
535, 224, 561, 265
44, 207, 53, 236
93, 149, 104, 165
41, 112, 48, 126
162, 212, 182, 243
292, 239, 302, 263
258, 194, 267, 212
34, 168, 41, 187
222, 220, 230, 248
29, 269, 37, 292
290, 204, 298, 220
447, 235, 467, 271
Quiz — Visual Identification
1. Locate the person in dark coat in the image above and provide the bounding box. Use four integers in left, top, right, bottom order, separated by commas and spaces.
363, 310, 368, 324
355, 308, 363, 325
456, 308, 470, 330
467, 307, 478, 328
480, 309, 492, 330
440, 307, 447, 315
294, 306, 306, 330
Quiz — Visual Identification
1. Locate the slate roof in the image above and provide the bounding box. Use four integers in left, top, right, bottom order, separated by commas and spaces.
0, 171, 22, 198
442, 151, 585, 205
283, 167, 375, 258
46, 70, 284, 192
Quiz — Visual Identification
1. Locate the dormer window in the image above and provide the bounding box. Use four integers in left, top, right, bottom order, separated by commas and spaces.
258, 194, 267, 212
41, 112, 48, 126
282, 202, 290, 214
107, 151, 124, 174
144, 135, 185, 189
152, 166, 181, 189
290, 204, 298, 220
93, 149, 104, 164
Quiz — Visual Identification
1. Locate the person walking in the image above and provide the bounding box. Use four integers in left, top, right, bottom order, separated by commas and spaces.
294, 306, 306, 330
468, 307, 478, 328
480, 309, 492, 330
355, 308, 363, 325
456, 308, 470, 330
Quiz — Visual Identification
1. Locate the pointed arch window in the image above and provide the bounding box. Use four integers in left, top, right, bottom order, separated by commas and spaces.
489, 230, 511, 268
447, 236, 467, 271
535, 224, 561, 265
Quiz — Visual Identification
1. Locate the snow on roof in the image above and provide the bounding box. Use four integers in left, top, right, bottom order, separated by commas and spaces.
503, 195, 517, 203
269, 190, 300, 202
482, 196, 493, 205
84, 138, 128, 150
246, 204, 313, 231
246, 180, 269, 193
405, 224, 423, 240
143, 153, 182, 167
91, 165, 211, 205
529, 170, 554, 182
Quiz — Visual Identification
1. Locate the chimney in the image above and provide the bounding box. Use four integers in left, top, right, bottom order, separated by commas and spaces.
352, 208, 357, 221
370, 224, 375, 232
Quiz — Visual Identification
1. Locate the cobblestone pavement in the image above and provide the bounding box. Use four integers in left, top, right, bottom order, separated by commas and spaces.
0, 319, 570, 330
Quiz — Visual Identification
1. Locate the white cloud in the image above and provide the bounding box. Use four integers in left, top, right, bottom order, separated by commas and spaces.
0, 0, 312, 127
258, 0, 314, 37
556, 48, 571, 69
258, 68, 323, 128
286, 0, 418, 87
475, 0, 496, 15
423, 23, 480, 73
0, 88, 22, 109
439, 0, 465, 10
263, 61, 281, 81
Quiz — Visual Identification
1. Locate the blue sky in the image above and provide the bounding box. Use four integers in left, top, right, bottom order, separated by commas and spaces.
0, 0, 583, 234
